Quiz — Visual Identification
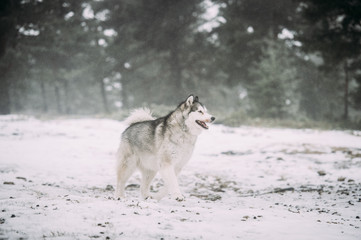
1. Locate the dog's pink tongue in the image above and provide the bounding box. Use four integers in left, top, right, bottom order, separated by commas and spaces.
201, 121, 208, 129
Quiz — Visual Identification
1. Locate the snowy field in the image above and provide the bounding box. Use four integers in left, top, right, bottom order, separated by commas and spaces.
1, 115, 361, 240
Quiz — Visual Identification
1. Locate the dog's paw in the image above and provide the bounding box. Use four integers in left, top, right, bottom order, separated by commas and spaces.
114, 192, 125, 200
114, 196, 123, 201
176, 196, 185, 202
143, 195, 153, 201
172, 194, 185, 202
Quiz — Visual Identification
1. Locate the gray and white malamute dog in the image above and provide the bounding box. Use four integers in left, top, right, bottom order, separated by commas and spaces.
115, 95, 215, 201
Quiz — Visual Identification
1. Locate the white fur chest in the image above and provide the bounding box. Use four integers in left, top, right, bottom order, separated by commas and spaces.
165, 133, 197, 168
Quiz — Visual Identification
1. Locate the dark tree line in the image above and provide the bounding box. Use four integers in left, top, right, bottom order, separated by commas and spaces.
1, 0, 361, 124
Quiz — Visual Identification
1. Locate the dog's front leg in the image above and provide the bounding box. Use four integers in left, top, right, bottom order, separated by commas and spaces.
159, 164, 184, 201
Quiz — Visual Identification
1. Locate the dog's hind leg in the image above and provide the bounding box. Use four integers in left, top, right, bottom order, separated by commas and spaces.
115, 148, 136, 199
139, 168, 156, 199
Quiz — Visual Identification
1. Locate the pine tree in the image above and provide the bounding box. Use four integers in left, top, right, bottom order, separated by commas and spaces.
297, 0, 361, 120
247, 39, 298, 118
212, 0, 298, 86
97, 0, 205, 107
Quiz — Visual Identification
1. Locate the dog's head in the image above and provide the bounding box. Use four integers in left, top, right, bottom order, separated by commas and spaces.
181, 94, 215, 135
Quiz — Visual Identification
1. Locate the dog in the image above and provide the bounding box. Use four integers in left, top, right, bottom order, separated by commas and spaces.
115, 94, 215, 201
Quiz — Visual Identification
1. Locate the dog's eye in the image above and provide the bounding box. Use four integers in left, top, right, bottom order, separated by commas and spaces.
198, 110, 203, 114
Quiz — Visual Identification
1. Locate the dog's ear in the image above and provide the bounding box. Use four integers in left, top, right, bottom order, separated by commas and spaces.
185, 94, 194, 107
194, 96, 199, 102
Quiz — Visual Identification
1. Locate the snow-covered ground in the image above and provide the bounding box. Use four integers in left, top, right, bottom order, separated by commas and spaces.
1, 115, 360, 239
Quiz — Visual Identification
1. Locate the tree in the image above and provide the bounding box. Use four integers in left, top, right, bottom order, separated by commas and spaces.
351, 59, 361, 111
297, 0, 361, 120
247, 38, 298, 118
134, 0, 205, 101
0, 0, 21, 114
0, 0, 87, 114
95, 0, 206, 107
212, 0, 299, 86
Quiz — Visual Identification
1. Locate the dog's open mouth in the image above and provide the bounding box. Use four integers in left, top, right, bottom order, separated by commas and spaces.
196, 120, 209, 129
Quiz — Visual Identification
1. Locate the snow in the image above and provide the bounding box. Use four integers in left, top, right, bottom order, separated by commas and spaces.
1, 115, 360, 239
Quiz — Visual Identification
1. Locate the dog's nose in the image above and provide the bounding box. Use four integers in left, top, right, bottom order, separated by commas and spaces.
211, 117, 215, 122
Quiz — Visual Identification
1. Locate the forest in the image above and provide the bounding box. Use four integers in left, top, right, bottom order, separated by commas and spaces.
1, 1, 361, 238
1, 0, 361, 128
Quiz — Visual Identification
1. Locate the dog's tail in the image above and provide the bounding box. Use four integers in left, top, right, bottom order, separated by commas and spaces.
124, 108, 155, 126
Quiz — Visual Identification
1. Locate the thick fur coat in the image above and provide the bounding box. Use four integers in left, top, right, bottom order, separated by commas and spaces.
115, 95, 215, 201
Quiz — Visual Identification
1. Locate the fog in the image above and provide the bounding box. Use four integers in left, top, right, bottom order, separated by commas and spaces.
1, 0, 361, 128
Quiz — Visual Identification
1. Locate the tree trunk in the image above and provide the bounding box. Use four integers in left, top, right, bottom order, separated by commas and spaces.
99, 77, 109, 113
0, 76, 11, 114
54, 83, 62, 114
120, 73, 129, 109
40, 78, 48, 113
0, 0, 18, 115
0, 30, 11, 115
343, 61, 349, 120
63, 78, 71, 114
169, 44, 183, 101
